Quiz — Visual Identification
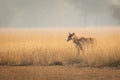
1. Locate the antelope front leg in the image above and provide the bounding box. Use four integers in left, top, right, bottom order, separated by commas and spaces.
75, 45, 80, 56
77, 47, 80, 56
79, 44, 84, 54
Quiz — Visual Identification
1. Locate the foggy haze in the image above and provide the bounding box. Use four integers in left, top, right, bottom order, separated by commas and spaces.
0, 0, 120, 27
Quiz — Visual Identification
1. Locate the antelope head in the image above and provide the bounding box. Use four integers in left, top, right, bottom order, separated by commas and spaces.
67, 33, 75, 41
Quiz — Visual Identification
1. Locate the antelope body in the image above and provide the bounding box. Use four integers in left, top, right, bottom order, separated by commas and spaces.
67, 33, 94, 56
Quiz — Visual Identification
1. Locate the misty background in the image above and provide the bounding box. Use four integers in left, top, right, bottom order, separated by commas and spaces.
0, 0, 120, 27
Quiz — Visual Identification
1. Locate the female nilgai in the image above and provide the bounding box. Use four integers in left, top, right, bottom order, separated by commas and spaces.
67, 33, 94, 56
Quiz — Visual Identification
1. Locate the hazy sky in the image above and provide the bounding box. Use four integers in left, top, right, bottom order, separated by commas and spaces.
0, 0, 120, 27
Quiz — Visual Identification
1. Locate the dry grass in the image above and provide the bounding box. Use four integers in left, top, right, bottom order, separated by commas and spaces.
0, 27, 120, 67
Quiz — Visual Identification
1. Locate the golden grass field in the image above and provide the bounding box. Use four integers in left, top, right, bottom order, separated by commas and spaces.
0, 27, 120, 80
0, 27, 120, 67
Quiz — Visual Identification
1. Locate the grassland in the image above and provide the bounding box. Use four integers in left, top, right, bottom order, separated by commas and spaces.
0, 27, 120, 67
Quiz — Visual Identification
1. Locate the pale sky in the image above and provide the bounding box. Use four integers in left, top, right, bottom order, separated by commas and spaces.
0, 0, 120, 27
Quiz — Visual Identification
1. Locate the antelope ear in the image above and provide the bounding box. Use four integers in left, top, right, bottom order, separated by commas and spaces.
73, 33, 75, 35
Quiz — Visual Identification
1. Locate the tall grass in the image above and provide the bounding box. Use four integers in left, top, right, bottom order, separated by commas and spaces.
0, 27, 120, 67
